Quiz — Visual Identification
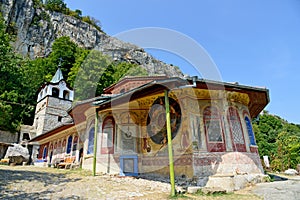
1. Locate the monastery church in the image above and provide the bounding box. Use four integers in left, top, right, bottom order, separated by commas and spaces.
20, 67, 269, 191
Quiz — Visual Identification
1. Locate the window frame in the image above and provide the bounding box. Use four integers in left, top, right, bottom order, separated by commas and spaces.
203, 106, 226, 152
52, 87, 60, 98
66, 135, 72, 154
87, 127, 95, 154
244, 115, 256, 146
227, 107, 246, 152
101, 116, 115, 154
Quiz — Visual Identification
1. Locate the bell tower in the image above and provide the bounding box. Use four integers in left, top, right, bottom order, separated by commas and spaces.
32, 68, 74, 136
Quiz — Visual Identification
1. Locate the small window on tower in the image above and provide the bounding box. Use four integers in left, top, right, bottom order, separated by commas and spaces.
58, 116, 62, 122
63, 90, 69, 100
52, 88, 59, 98
22, 133, 30, 140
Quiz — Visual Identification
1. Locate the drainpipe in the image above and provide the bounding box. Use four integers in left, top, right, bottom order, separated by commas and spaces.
165, 90, 176, 197
93, 109, 99, 176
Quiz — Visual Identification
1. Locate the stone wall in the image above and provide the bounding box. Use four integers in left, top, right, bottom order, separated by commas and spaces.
33, 96, 73, 136
0, 130, 18, 143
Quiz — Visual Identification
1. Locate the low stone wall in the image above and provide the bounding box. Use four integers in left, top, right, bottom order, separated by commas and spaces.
193, 152, 264, 177
0, 130, 18, 143
205, 173, 269, 192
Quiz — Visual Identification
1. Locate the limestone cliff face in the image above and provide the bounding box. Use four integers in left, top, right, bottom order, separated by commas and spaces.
0, 0, 183, 77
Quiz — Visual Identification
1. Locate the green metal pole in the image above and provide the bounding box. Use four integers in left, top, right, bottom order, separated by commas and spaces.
165, 90, 176, 197
93, 110, 99, 176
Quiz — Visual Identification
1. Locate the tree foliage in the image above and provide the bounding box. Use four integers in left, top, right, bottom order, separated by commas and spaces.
45, 0, 67, 13
0, 15, 23, 131
254, 111, 300, 171
42, 0, 102, 31
70, 50, 148, 100
0, 14, 148, 131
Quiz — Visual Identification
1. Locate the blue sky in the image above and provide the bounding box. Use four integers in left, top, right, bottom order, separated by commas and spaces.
64, 0, 300, 124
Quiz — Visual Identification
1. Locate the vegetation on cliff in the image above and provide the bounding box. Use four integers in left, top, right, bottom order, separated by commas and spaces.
0, 16, 147, 131
33, 0, 102, 31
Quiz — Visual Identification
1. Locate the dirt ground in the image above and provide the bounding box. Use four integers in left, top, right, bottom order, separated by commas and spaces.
0, 165, 281, 199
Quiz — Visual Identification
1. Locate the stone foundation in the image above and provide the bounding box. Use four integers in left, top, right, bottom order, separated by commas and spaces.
204, 173, 268, 192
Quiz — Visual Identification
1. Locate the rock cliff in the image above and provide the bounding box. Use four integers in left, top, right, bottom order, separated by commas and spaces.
0, 0, 183, 77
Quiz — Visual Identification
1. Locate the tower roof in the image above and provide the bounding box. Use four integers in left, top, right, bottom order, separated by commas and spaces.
51, 68, 64, 83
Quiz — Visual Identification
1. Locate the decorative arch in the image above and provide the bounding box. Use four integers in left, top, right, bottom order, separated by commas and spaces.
54, 142, 57, 154
101, 116, 115, 154
203, 106, 226, 152
62, 139, 66, 150
227, 107, 246, 152
58, 140, 62, 154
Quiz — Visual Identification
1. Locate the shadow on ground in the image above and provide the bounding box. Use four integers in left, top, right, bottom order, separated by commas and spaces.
268, 173, 288, 181
0, 166, 82, 199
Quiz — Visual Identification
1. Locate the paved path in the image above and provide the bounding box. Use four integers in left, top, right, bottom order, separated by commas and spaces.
247, 176, 300, 200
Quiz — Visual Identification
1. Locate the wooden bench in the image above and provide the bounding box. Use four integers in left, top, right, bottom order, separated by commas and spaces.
57, 157, 75, 169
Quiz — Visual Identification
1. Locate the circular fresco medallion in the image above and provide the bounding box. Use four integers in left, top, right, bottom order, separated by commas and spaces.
147, 97, 181, 144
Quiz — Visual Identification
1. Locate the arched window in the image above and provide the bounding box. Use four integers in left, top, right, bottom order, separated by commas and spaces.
203, 106, 226, 152
66, 136, 72, 154
63, 90, 69, 100
72, 136, 78, 155
245, 116, 256, 145
42, 146, 47, 160
227, 107, 246, 152
87, 127, 94, 154
52, 88, 59, 98
101, 117, 115, 154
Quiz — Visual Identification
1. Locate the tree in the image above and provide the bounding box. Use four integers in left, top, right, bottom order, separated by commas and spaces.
254, 111, 300, 171
112, 62, 148, 81
70, 50, 149, 100
71, 50, 113, 100
45, 0, 67, 13
48, 36, 78, 80
0, 15, 23, 131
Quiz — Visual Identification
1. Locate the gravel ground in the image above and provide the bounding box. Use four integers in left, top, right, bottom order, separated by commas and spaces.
0, 165, 170, 199
3, 165, 298, 200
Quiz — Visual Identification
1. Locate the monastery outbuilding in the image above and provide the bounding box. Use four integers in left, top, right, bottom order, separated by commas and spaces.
26, 68, 269, 191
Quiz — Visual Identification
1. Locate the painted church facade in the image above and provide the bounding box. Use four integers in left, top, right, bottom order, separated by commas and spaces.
29, 70, 269, 190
